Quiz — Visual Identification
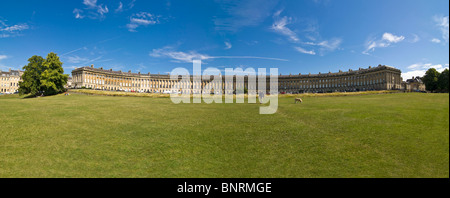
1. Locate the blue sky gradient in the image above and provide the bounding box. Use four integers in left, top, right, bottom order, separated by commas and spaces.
0, 0, 448, 79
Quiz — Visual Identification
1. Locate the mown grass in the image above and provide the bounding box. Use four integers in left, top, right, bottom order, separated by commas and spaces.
0, 93, 448, 178
69, 89, 401, 98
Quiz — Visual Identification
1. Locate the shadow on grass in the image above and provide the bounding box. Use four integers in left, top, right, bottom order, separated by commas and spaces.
20, 93, 66, 99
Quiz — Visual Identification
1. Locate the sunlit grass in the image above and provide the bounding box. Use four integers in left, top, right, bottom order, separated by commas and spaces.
0, 93, 448, 178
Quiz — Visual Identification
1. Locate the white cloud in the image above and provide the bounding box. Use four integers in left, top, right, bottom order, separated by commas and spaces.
115, 2, 123, 13
307, 38, 342, 51
302, 38, 342, 55
382, 32, 405, 43
97, 5, 109, 16
83, 0, 97, 8
271, 10, 299, 42
294, 47, 316, 55
150, 47, 212, 63
74, 0, 109, 20
402, 70, 428, 80
434, 15, 449, 42
402, 63, 449, 80
0, 55, 7, 61
271, 10, 342, 55
150, 46, 289, 63
431, 38, 441, 43
363, 32, 405, 55
73, 9, 84, 19
1, 24, 29, 32
0, 18, 29, 38
127, 12, 160, 32
224, 42, 232, 50
407, 63, 442, 70
126, 24, 138, 32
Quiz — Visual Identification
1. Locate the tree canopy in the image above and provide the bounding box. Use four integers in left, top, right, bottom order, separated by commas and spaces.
19, 52, 69, 96
422, 68, 449, 93
438, 69, 449, 92
422, 68, 440, 92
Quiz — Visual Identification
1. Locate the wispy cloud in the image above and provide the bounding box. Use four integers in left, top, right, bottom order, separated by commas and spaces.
128, 0, 136, 9
1, 24, 29, 32
402, 62, 449, 80
410, 34, 420, 43
294, 46, 315, 55
431, 38, 441, 43
212, 56, 288, 62
214, 0, 279, 32
0, 18, 29, 38
363, 32, 405, 55
382, 32, 405, 43
434, 15, 449, 42
150, 47, 212, 63
127, 12, 161, 32
74, 0, 109, 20
115, 2, 124, 13
0, 55, 7, 61
61, 47, 88, 56
270, 10, 342, 55
224, 42, 232, 50
271, 10, 299, 42
73, 9, 84, 19
407, 63, 446, 70
150, 46, 288, 63
303, 38, 342, 55
66, 55, 90, 64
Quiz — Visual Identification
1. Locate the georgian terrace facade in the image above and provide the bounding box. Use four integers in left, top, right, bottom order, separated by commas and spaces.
71, 64, 402, 94
0, 69, 23, 94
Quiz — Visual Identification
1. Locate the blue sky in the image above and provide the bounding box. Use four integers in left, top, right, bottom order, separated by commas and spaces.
0, 0, 448, 80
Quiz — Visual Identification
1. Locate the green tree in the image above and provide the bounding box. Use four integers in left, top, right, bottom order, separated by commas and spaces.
40, 52, 68, 96
19, 52, 68, 96
18, 55, 45, 96
438, 68, 449, 93
422, 68, 440, 92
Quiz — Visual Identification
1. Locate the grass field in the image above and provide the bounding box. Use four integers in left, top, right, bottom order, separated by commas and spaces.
0, 92, 448, 178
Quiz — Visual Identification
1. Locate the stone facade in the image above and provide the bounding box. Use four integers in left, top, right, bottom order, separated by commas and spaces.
71, 64, 402, 94
402, 76, 426, 92
0, 69, 23, 94
279, 65, 402, 93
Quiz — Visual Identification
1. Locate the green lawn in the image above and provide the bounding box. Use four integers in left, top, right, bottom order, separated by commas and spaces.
0, 93, 448, 178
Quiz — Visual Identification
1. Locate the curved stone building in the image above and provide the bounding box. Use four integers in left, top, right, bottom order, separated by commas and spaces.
71, 64, 402, 93
278, 65, 402, 93
0, 69, 23, 94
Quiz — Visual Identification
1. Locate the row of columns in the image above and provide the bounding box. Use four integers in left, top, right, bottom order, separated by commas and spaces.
72, 70, 402, 93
